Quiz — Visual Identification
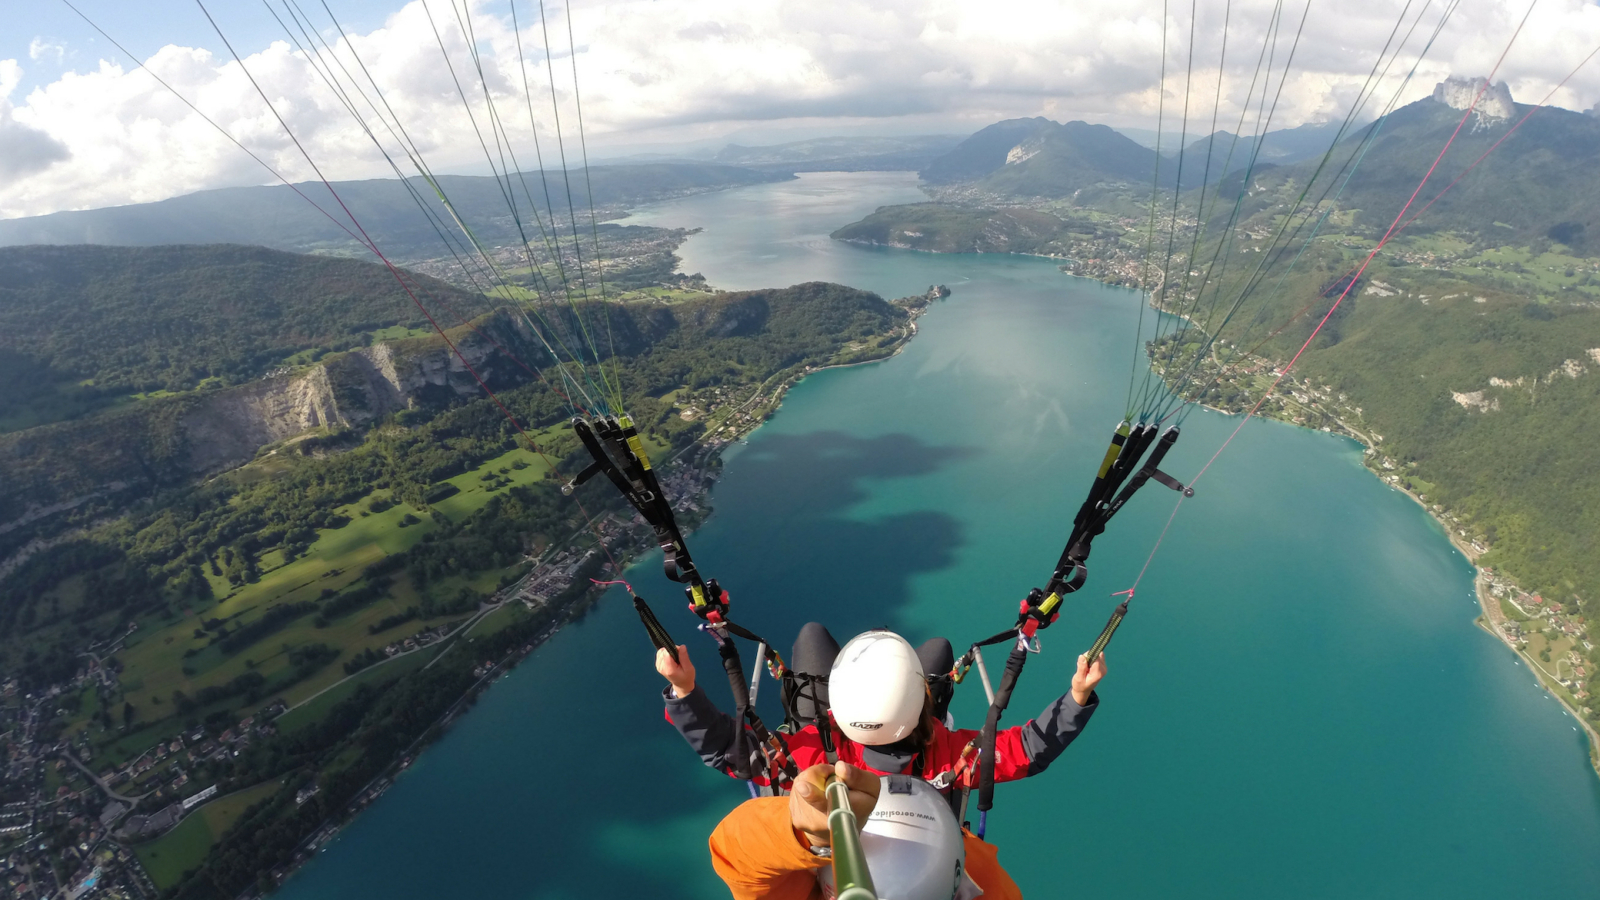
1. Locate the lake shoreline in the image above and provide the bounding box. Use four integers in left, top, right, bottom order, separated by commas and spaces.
1155, 319, 1600, 780
842, 232, 1600, 779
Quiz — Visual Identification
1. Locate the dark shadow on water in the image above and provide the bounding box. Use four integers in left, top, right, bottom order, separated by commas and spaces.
513, 430, 980, 900
701, 430, 983, 637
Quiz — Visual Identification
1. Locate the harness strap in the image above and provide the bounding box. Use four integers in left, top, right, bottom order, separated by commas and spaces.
976, 637, 1030, 820
570, 417, 801, 789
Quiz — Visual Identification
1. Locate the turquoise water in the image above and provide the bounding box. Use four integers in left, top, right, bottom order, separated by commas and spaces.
277, 172, 1600, 899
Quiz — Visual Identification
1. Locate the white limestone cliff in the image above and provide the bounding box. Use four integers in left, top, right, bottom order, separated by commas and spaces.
1431, 76, 1516, 123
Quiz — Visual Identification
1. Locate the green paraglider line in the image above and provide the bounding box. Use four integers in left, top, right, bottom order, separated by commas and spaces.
303, 0, 610, 414
441, 0, 614, 408
416, 0, 613, 413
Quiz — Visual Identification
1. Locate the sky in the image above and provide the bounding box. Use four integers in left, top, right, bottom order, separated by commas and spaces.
3, 0, 1599, 219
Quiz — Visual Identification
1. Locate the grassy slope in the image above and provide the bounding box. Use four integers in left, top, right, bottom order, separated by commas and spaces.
71, 432, 568, 752
134, 779, 284, 889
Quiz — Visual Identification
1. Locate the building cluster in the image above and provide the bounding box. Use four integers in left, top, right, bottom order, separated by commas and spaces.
1485, 570, 1592, 705
512, 547, 602, 606
383, 624, 456, 657
2, 658, 289, 900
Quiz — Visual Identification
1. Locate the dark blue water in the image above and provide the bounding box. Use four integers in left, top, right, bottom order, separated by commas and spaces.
277, 172, 1600, 899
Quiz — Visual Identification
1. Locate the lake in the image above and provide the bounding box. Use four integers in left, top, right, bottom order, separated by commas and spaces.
276, 171, 1600, 899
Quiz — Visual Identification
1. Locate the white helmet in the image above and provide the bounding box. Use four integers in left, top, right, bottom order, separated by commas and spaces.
819, 775, 976, 900
829, 631, 926, 746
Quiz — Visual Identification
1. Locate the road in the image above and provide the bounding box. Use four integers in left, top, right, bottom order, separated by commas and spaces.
58, 749, 150, 805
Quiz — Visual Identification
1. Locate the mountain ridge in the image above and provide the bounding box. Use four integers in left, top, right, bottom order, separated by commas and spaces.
0, 163, 788, 257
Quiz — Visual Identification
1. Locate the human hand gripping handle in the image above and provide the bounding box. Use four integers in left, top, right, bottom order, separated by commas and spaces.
789, 762, 879, 848
656, 645, 695, 698
1071, 652, 1107, 706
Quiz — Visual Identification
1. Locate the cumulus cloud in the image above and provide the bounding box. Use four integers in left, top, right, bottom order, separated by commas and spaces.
3, 0, 1599, 219
0, 60, 72, 185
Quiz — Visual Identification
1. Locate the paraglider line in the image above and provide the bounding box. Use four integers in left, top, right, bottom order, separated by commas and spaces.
1187, 0, 1538, 491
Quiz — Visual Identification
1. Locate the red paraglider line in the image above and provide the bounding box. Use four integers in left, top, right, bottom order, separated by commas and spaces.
1187, 1, 1536, 489
1123, 1, 1541, 598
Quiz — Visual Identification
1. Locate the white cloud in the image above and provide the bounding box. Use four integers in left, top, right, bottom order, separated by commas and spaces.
3, 0, 1599, 219
0, 60, 72, 185
28, 38, 66, 65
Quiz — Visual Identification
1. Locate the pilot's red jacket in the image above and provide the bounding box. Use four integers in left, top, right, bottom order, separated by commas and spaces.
664, 683, 1096, 787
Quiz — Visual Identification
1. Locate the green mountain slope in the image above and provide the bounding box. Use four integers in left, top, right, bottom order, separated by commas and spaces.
0, 164, 788, 257
0, 242, 904, 709
921, 117, 1167, 196
0, 244, 475, 432
1245, 98, 1600, 247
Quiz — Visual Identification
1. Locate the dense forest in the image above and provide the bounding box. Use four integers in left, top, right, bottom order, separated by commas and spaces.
0, 245, 470, 430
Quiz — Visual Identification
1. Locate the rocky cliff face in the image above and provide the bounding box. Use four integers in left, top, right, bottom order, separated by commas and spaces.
182, 322, 524, 472
1432, 75, 1516, 123
0, 315, 530, 532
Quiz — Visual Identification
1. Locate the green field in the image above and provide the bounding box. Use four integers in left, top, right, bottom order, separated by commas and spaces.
275, 648, 435, 734
135, 779, 284, 889
108, 426, 575, 744
462, 603, 530, 639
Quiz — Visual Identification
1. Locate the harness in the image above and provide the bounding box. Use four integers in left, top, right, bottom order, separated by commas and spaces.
568, 415, 798, 792
576, 415, 1189, 816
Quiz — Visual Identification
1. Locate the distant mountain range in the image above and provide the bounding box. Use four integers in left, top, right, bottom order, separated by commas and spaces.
713, 134, 965, 172
1260, 82, 1600, 245
1117, 119, 1360, 166
920, 116, 1364, 197
0, 163, 786, 258
913, 86, 1600, 245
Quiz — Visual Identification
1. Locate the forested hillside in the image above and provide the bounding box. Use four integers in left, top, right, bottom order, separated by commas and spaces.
0, 245, 465, 431
0, 246, 905, 692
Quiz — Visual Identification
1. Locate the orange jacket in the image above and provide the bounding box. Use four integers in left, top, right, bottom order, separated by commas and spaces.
708, 796, 1023, 900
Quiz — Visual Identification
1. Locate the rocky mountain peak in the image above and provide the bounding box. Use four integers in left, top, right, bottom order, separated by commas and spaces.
1431, 75, 1516, 121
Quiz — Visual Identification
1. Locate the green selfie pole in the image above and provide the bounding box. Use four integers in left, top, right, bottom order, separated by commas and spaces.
826, 778, 877, 900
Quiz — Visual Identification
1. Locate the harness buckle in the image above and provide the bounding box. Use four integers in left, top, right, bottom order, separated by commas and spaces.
687, 578, 731, 622
1017, 587, 1062, 633
950, 652, 974, 685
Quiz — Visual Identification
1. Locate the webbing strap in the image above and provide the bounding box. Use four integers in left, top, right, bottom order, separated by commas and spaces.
569, 416, 723, 611
976, 640, 1030, 814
